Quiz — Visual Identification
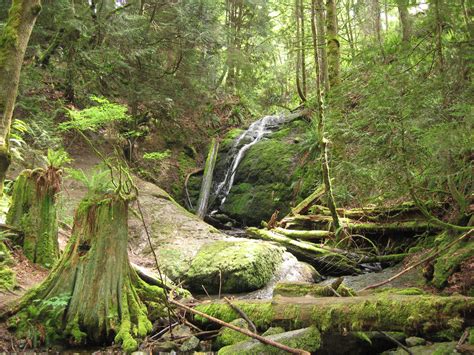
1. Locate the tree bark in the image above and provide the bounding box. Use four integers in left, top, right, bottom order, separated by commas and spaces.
9, 194, 167, 352
0, 0, 42, 188
6, 168, 61, 268
326, 0, 340, 87
397, 0, 411, 43
295, 0, 306, 102
313, 0, 329, 93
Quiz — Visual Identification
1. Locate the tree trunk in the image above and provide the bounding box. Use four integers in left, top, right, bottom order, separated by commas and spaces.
433, 0, 445, 73
0, 0, 42, 188
311, 0, 341, 233
313, 0, 329, 93
9, 194, 167, 352
397, 0, 411, 43
326, 0, 340, 87
196, 138, 219, 219
6, 168, 60, 268
295, 0, 306, 102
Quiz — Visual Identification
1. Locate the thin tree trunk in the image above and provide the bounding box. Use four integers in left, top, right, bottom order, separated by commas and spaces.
326, 0, 340, 87
311, 0, 341, 233
295, 0, 306, 102
300, 0, 307, 98
0, 0, 42, 189
434, 0, 445, 73
397, 0, 411, 43
314, 0, 329, 93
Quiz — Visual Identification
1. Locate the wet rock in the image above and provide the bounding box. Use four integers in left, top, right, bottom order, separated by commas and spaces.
184, 240, 284, 293
405, 336, 426, 347
215, 318, 251, 349
218, 327, 321, 355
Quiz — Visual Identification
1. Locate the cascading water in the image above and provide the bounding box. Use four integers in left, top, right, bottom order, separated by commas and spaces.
212, 114, 288, 208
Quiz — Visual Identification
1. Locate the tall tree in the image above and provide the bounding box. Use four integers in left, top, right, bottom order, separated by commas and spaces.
0, 0, 42, 187
311, 0, 341, 232
326, 0, 340, 87
396, 0, 412, 43
295, 0, 307, 101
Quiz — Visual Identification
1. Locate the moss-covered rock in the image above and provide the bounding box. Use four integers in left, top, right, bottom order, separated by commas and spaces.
219, 120, 319, 225
218, 326, 321, 355
215, 318, 251, 349
383, 341, 457, 355
184, 240, 284, 293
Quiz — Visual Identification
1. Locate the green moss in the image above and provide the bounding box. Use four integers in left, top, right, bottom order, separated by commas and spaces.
215, 318, 251, 349
432, 234, 474, 289
218, 326, 321, 355
6, 169, 59, 268
468, 327, 473, 345
195, 302, 275, 330
273, 282, 356, 298
262, 327, 285, 336
185, 241, 283, 293
0, 241, 16, 291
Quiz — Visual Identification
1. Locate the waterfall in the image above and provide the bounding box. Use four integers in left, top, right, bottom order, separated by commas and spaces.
213, 114, 288, 207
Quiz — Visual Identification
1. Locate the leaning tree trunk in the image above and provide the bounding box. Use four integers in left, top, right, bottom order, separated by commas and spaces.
9, 194, 167, 352
6, 168, 60, 268
0, 0, 42, 188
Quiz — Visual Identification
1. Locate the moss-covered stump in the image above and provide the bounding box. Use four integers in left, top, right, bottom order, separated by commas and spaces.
184, 240, 284, 293
6, 168, 60, 268
8, 194, 167, 352
194, 294, 473, 340
218, 326, 321, 355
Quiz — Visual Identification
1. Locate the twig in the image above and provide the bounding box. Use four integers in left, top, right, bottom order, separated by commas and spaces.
361, 229, 473, 291
377, 330, 413, 355
224, 297, 258, 334
150, 322, 179, 340
218, 269, 222, 300
170, 299, 310, 355
201, 285, 211, 300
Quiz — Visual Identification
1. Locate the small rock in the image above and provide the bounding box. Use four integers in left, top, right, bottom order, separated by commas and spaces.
180, 335, 200, 352
405, 336, 426, 347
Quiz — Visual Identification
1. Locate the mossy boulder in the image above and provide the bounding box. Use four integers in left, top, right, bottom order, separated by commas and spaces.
184, 240, 284, 293
215, 318, 251, 349
218, 326, 321, 355
220, 120, 319, 226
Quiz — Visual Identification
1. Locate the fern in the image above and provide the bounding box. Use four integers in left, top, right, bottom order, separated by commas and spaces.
46, 149, 72, 169
60, 96, 131, 132
66, 166, 115, 195
143, 150, 171, 161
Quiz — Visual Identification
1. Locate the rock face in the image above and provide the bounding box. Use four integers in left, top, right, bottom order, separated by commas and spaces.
184, 240, 284, 293
189, 119, 319, 226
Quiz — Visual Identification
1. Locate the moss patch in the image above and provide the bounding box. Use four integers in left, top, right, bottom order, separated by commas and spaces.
215, 318, 251, 349
0, 241, 16, 291
185, 241, 284, 293
218, 326, 321, 355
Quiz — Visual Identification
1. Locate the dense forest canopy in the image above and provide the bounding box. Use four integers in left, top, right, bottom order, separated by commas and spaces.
0, 0, 472, 353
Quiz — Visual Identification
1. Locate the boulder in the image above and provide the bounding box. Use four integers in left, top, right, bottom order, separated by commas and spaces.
184, 240, 284, 293
218, 327, 321, 355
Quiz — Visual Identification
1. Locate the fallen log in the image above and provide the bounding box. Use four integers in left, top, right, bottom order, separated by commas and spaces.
273, 227, 334, 240
246, 227, 360, 275
280, 215, 440, 234
287, 185, 325, 218
360, 253, 409, 264
193, 294, 474, 339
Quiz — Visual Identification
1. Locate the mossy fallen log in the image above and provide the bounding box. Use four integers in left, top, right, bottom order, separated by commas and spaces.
7, 193, 168, 352
360, 253, 409, 264
6, 168, 61, 268
287, 185, 325, 217
273, 227, 334, 240
246, 227, 360, 275
273, 281, 356, 298
193, 294, 474, 340
280, 214, 440, 234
